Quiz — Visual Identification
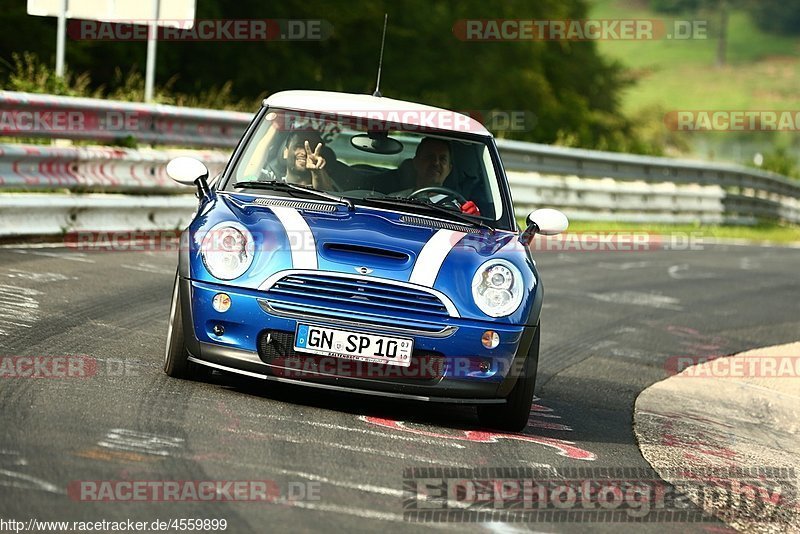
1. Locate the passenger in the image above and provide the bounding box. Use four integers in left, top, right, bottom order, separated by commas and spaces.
281, 129, 336, 191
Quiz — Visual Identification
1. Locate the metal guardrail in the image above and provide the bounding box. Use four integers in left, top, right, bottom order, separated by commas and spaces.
0, 193, 197, 237
0, 90, 251, 148
1, 90, 799, 227
495, 140, 800, 224
0, 143, 227, 193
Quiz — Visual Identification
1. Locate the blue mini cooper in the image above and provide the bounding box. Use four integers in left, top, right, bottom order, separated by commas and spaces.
164, 91, 568, 431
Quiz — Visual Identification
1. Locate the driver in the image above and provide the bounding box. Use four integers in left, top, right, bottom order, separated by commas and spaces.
398, 137, 480, 215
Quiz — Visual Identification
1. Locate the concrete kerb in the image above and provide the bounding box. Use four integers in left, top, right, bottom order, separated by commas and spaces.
634, 342, 800, 532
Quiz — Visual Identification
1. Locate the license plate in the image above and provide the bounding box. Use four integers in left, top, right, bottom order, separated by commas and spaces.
294, 324, 413, 367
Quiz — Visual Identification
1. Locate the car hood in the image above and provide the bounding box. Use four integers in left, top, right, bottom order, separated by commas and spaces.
188, 193, 537, 323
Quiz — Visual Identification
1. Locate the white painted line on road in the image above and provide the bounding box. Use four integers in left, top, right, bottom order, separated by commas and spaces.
241, 429, 470, 466
266, 467, 403, 498
0, 450, 27, 466
596, 261, 652, 270
224, 462, 512, 516
0, 243, 73, 249
12, 250, 95, 263
701, 238, 800, 249
485, 522, 538, 534
738, 257, 761, 270
0, 284, 41, 335
251, 413, 466, 448
120, 263, 174, 275
3, 269, 76, 282
668, 264, 717, 280
587, 291, 683, 311
0, 469, 63, 494
97, 429, 184, 457
277, 500, 458, 529
278, 500, 406, 523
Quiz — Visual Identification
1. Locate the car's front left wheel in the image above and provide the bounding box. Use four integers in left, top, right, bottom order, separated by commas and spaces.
164, 273, 191, 377
164, 273, 210, 380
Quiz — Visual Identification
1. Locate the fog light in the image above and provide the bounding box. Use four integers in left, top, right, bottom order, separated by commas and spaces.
481, 330, 500, 349
213, 324, 225, 336
212, 293, 231, 312
479, 359, 492, 373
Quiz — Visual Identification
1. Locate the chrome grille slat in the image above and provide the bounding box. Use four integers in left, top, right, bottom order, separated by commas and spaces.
278, 275, 444, 303
286, 274, 443, 303
268, 289, 443, 314
258, 299, 458, 337
263, 272, 452, 318
272, 280, 445, 310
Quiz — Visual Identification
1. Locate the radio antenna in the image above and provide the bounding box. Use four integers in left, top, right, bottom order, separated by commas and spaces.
372, 14, 388, 97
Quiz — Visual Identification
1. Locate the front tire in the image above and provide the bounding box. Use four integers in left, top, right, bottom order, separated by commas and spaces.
164, 273, 193, 378
477, 323, 540, 432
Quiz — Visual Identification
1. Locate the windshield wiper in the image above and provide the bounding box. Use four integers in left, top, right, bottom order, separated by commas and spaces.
233, 180, 354, 211
364, 196, 493, 231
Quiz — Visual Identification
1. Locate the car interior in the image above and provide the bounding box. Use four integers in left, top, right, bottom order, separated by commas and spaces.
254, 128, 497, 220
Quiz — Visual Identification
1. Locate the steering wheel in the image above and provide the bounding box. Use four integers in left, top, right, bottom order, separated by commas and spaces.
408, 186, 468, 207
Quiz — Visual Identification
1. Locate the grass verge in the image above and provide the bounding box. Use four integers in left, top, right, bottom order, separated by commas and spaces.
555, 221, 800, 244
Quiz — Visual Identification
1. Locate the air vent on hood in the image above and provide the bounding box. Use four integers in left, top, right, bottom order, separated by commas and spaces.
252, 198, 338, 212
399, 215, 482, 233
323, 243, 410, 262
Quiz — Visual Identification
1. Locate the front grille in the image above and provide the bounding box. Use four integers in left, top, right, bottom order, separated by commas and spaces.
257, 330, 445, 384
264, 272, 451, 318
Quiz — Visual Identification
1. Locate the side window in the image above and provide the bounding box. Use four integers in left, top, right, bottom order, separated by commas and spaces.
482, 145, 503, 220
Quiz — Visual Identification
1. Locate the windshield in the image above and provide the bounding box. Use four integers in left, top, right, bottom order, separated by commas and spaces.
225, 108, 510, 229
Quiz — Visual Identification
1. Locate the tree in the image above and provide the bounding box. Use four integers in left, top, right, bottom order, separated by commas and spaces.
0, 0, 641, 151
746, 0, 800, 35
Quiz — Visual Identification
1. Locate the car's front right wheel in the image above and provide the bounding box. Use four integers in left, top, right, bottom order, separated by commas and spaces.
477, 323, 540, 432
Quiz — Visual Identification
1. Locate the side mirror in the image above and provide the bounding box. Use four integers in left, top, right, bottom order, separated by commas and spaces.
520, 208, 569, 245
166, 157, 211, 199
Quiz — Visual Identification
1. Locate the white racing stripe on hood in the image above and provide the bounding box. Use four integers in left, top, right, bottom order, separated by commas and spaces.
409, 229, 467, 287
269, 205, 318, 269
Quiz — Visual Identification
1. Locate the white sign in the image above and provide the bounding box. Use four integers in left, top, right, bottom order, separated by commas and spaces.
27, 0, 195, 28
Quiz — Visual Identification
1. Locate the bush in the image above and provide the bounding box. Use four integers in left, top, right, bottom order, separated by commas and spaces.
2, 52, 260, 111
756, 147, 800, 180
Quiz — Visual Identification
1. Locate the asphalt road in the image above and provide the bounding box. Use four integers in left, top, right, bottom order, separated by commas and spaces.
1, 240, 798, 532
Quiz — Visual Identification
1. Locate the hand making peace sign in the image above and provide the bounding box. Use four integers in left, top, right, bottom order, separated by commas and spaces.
304, 141, 327, 171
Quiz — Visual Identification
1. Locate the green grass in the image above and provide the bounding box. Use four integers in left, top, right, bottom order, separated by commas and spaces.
590, 0, 800, 113
554, 220, 800, 244
518, 219, 800, 243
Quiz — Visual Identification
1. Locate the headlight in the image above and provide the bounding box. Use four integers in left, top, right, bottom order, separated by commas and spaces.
200, 223, 255, 280
471, 260, 525, 317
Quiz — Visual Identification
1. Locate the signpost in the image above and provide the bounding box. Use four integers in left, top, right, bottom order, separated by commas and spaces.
27, 0, 196, 102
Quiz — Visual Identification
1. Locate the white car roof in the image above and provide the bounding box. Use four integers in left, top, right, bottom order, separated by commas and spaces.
264, 90, 491, 137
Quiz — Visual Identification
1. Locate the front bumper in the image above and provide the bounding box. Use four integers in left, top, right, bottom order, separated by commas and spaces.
179, 277, 540, 402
